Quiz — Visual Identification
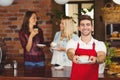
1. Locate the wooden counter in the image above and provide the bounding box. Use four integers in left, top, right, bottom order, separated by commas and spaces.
0, 62, 120, 80
1, 45, 120, 80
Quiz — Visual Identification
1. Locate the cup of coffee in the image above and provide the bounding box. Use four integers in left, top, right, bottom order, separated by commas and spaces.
78, 56, 89, 63
51, 42, 57, 47
34, 28, 38, 31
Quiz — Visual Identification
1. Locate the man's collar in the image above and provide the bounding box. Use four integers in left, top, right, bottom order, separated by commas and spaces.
79, 37, 94, 44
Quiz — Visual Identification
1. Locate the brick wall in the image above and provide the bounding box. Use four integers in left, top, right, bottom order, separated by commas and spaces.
0, 0, 55, 62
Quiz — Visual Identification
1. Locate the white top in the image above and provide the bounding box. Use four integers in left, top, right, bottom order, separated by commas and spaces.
51, 31, 79, 66
66, 37, 106, 54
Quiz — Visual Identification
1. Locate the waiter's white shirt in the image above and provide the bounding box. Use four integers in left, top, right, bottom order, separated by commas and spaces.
66, 37, 107, 74
66, 37, 106, 53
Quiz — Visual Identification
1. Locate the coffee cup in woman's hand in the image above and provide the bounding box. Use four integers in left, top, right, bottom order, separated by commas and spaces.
34, 28, 38, 34
51, 42, 57, 47
30, 28, 38, 37
34, 28, 38, 32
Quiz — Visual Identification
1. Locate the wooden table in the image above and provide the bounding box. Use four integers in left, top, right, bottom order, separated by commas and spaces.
0, 63, 70, 80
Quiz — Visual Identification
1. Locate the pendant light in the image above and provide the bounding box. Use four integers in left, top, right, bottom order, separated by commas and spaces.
113, 0, 120, 5
54, 0, 69, 5
0, 0, 14, 6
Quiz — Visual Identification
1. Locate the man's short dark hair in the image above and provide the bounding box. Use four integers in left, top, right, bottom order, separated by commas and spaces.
79, 15, 92, 24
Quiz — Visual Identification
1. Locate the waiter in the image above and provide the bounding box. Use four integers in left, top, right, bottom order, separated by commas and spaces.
66, 15, 106, 80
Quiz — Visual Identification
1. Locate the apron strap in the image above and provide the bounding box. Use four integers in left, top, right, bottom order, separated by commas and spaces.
77, 43, 79, 49
75, 43, 80, 55
92, 42, 95, 50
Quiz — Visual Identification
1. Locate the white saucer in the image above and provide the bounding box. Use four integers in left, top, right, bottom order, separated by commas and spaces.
51, 47, 59, 50
54, 66, 64, 70
37, 44, 46, 47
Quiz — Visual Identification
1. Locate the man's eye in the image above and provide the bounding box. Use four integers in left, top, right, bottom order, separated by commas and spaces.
80, 23, 91, 26
80, 24, 85, 26
86, 24, 90, 26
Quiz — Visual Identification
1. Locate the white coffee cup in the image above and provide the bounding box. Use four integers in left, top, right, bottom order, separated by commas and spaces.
51, 42, 57, 47
78, 56, 89, 63
34, 28, 38, 30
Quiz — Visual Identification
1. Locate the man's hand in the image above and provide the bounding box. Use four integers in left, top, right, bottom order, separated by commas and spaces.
89, 56, 97, 64
73, 55, 79, 63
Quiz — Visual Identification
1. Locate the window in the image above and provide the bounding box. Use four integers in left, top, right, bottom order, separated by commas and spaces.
65, 0, 94, 35
65, 1, 94, 26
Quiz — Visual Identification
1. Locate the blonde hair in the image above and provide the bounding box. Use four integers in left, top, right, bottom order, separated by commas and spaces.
61, 16, 75, 40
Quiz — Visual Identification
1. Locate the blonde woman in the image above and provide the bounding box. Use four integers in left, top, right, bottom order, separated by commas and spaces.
50, 16, 79, 69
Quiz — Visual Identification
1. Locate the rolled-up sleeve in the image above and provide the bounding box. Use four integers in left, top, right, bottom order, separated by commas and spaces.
66, 39, 77, 51
96, 41, 107, 54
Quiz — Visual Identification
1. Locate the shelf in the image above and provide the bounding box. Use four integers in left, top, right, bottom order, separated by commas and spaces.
115, 47, 120, 51
105, 23, 120, 49
105, 22, 120, 24
110, 37, 120, 40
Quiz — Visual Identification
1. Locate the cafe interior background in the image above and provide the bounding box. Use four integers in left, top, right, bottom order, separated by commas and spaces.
0, 0, 120, 75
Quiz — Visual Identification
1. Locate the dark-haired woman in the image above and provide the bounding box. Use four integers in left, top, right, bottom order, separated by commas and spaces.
19, 11, 45, 67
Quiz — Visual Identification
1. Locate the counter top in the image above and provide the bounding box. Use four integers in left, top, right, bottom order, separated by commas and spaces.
0, 62, 120, 80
